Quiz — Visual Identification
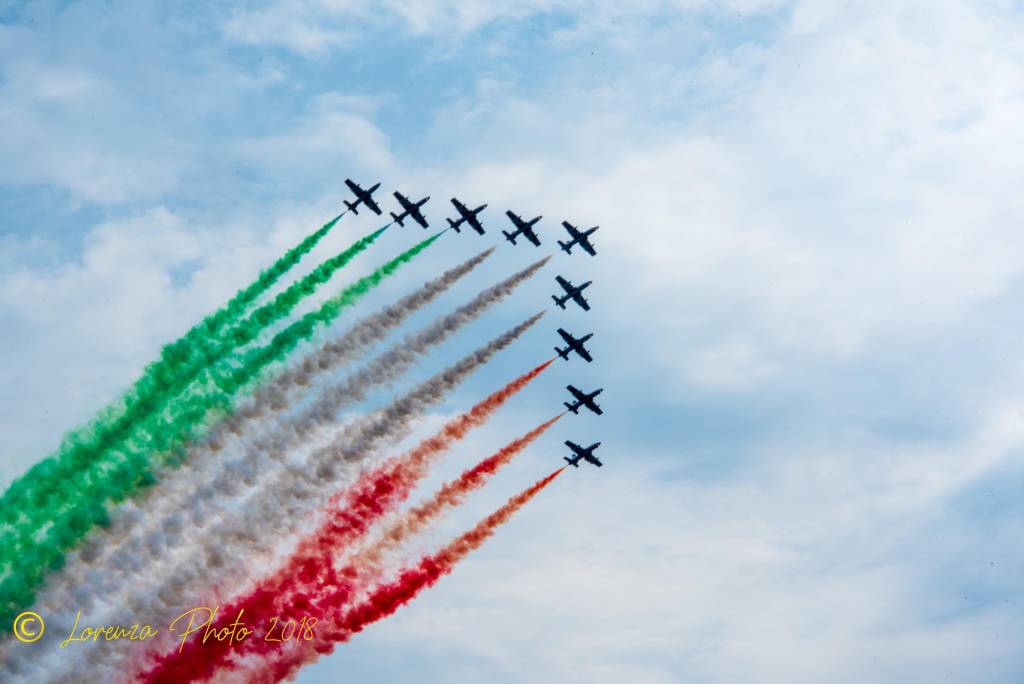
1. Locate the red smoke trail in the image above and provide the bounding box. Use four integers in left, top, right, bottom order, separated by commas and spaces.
139, 360, 554, 684
353, 413, 563, 572
257, 467, 565, 684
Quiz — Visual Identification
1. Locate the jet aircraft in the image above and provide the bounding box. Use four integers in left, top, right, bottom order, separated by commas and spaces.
447, 198, 487, 234
343, 179, 383, 215
555, 328, 594, 363
391, 191, 430, 228
552, 275, 592, 311
564, 385, 603, 415
503, 210, 542, 246
563, 440, 603, 468
558, 221, 598, 256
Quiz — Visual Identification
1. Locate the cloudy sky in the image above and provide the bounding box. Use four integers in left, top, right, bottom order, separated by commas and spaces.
3, 1, 1024, 681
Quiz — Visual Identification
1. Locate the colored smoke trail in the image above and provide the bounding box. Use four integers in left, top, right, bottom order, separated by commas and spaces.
32, 248, 497, 620
40, 256, 546, 627
0, 223, 380, 563
0, 213, 342, 547
78, 314, 541, 682
259, 468, 566, 684
0, 232, 433, 633
139, 365, 554, 684
355, 413, 563, 572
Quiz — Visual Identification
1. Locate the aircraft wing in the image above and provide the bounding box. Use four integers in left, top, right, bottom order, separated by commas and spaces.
451, 197, 468, 213
393, 191, 411, 210
572, 292, 590, 311
590, 404, 604, 416
580, 239, 597, 256
344, 178, 360, 194
564, 439, 583, 455
555, 275, 570, 290
364, 196, 382, 214
587, 455, 604, 467
567, 385, 586, 401
576, 345, 593, 363
557, 328, 576, 345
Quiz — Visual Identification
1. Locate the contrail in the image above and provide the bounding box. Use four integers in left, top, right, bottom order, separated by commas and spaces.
0, 213, 342, 546
36, 254, 545, 623
0, 224, 383, 565
255, 468, 565, 684
138, 411, 560, 684
22, 248, 496, 622
0, 232, 437, 632
43, 314, 543, 683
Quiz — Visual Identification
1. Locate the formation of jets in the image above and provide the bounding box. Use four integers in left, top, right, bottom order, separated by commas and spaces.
342, 178, 605, 471
343, 179, 601, 253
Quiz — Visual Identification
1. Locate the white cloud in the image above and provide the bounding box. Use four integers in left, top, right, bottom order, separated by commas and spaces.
686, 337, 781, 391
236, 92, 395, 178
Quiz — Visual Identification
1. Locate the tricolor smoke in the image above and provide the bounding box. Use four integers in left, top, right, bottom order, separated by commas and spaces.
73, 313, 543, 681
0, 213, 342, 552
255, 468, 565, 684
139, 370, 557, 684
0, 220, 372, 549
0, 231, 437, 632
39, 256, 548, 621
31, 248, 497, 619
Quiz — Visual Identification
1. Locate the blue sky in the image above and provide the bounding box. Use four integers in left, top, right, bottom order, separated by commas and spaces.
3, 1, 1024, 681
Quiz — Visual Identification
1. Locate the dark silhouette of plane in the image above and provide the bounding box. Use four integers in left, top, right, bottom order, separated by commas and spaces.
344, 179, 383, 215
503, 211, 542, 246
558, 221, 598, 256
565, 385, 603, 415
447, 198, 487, 234
552, 275, 592, 311
555, 328, 593, 362
391, 191, 430, 228
564, 440, 602, 468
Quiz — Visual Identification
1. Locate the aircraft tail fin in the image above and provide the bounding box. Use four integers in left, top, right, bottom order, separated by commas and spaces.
344, 200, 359, 215
447, 218, 461, 232
564, 402, 578, 414
558, 239, 571, 253
563, 457, 579, 467
390, 212, 404, 226
551, 295, 567, 309
502, 230, 516, 244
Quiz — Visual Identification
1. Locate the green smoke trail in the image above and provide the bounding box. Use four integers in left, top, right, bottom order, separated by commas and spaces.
0, 222, 379, 549
0, 232, 443, 626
